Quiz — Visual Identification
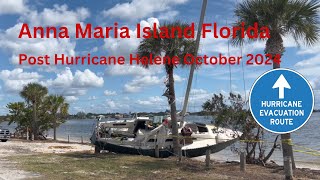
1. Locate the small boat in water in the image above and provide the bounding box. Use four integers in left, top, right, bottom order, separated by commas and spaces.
90, 115, 239, 157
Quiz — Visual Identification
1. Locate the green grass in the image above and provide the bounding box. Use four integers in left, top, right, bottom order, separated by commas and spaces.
10, 153, 223, 180
12, 152, 320, 180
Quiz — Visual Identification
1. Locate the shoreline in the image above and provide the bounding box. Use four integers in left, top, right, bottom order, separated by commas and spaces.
194, 154, 320, 171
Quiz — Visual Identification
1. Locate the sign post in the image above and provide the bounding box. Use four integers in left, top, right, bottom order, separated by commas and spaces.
250, 68, 314, 179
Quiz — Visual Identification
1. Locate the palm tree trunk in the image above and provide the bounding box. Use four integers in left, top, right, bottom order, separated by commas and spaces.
32, 102, 38, 140
273, 60, 280, 69
274, 66, 295, 177
265, 32, 295, 179
272, 52, 296, 171
168, 66, 180, 155
267, 32, 295, 178
53, 120, 57, 141
288, 133, 296, 169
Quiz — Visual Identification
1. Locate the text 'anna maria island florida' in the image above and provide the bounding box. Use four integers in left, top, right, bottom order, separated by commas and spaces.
18, 22, 270, 39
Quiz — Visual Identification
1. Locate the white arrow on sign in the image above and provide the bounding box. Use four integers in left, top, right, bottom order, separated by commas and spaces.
272, 74, 291, 99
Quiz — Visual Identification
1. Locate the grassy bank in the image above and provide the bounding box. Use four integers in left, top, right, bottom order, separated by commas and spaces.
10, 153, 320, 180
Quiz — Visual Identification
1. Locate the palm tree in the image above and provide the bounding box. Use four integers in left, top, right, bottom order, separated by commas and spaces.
20, 83, 48, 140
233, 0, 320, 177
45, 95, 69, 141
137, 21, 196, 155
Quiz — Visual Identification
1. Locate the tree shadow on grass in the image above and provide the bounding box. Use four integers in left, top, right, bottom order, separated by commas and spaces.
59, 152, 208, 173
60, 152, 120, 160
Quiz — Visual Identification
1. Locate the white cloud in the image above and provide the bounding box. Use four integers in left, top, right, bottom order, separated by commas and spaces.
0, 0, 28, 15
44, 67, 73, 87
44, 67, 103, 88
137, 96, 166, 105
189, 89, 213, 101
103, 18, 159, 58
106, 65, 162, 76
102, 0, 187, 20
124, 73, 185, 93
282, 36, 298, 48
173, 74, 185, 83
105, 99, 129, 111
0, 23, 76, 65
297, 43, 320, 55
295, 66, 320, 78
158, 10, 179, 20
176, 88, 249, 112
200, 31, 298, 60
124, 75, 162, 93
20, 4, 90, 27
73, 69, 104, 88
106, 100, 116, 108
65, 96, 79, 102
88, 96, 97, 100
72, 106, 86, 113
200, 31, 264, 56
293, 32, 320, 74
0, 67, 104, 97
314, 78, 320, 90
314, 90, 320, 109
0, 68, 41, 92
61, 88, 87, 97
103, 29, 140, 57
137, 100, 153, 105
104, 90, 117, 96
0, 4, 90, 67
43, 67, 104, 97
175, 88, 215, 111
190, 89, 207, 94
294, 54, 320, 68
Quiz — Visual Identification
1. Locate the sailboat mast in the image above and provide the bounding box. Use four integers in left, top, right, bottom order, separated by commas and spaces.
180, 0, 207, 117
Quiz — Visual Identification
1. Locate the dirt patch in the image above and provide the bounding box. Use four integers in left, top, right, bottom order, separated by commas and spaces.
0, 139, 93, 180
48, 146, 75, 149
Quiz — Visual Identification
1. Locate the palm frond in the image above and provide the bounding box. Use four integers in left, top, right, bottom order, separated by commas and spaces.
233, 0, 320, 47
137, 21, 197, 69
136, 32, 162, 68
285, 0, 320, 46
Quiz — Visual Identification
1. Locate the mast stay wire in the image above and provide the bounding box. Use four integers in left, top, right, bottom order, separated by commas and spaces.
241, 44, 248, 108
227, 19, 232, 93
235, 0, 247, 108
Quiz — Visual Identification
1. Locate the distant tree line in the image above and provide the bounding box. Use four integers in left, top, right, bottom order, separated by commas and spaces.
69, 111, 171, 119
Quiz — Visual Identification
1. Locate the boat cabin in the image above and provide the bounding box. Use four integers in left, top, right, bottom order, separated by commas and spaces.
98, 117, 155, 137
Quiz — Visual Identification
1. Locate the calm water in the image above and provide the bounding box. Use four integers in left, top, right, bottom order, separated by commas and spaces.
1, 113, 319, 169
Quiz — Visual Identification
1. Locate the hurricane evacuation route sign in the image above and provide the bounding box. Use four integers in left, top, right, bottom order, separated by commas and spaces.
249, 68, 314, 134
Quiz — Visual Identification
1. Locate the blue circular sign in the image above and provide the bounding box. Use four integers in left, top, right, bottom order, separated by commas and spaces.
249, 68, 314, 134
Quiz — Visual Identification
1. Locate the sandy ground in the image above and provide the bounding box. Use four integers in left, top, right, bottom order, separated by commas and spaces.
0, 139, 94, 180
1, 139, 320, 180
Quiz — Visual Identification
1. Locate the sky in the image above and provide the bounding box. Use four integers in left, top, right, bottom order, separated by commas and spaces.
0, 0, 319, 115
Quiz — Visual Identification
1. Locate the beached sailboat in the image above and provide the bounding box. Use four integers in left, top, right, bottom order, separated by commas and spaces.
90, 0, 239, 157
90, 114, 238, 158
